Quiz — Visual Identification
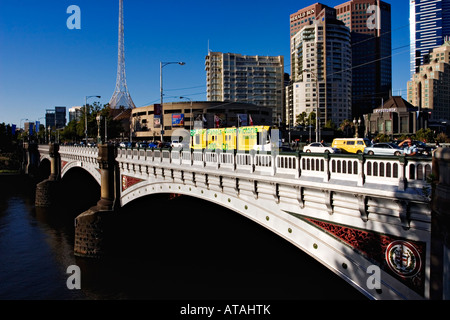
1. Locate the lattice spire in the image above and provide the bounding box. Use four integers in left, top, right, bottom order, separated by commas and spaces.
109, 0, 135, 109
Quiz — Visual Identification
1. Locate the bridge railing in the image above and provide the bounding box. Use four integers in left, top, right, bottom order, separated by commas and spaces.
90, 147, 434, 191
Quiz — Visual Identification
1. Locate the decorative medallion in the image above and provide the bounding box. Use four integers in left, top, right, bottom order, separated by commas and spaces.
285, 212, 426, 296
122, 175, 144, 191
385, 240, 421, 278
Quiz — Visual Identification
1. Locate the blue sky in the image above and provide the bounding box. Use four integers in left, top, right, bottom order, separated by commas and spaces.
0, 0, 411, 127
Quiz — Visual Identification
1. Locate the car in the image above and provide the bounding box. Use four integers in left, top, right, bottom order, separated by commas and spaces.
171, 140, 188, 149
158, 142, 172, 148
331, 138, 371, 154
147, 142, 158, 149
119, 141, 132, 148
364, 143, 404, 156
303, 142, 341, 154
410, 140, 436, 156
136, 142, 148, 148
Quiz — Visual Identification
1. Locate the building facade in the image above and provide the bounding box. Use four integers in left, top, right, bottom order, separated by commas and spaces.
335, 0, 392, 119
407, 41, 450, 124
45, 106, 66, 130
410, 0, 450, 77
288, 5, 352, 132
205, 52, 284, 126
131, 101, 273, 141
364, 96, 422, 137
69, 106, 83, 122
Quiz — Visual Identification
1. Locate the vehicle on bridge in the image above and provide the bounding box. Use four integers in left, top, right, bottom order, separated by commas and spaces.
303, 142, 341, 154
190, 125, 279, 152
364, 142, 404, 156
332, 138, 371, 154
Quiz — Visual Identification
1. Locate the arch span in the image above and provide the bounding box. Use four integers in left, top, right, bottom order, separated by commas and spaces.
120, 180, 424, 300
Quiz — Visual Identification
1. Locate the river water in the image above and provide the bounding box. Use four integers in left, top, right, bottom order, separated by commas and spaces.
0, 173, 366, 301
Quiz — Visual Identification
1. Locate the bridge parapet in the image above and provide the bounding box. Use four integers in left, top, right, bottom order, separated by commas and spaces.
116, 148, 432, 194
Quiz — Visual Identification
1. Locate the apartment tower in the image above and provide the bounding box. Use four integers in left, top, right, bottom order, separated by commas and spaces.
205, 52, 285, 125
288, 5, 352, 132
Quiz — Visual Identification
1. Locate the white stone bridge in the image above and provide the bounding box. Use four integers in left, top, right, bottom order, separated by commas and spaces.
33, 143, 450, 301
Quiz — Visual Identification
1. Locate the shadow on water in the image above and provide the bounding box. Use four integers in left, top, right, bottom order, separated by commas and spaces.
74, 194, 367, 300
1, 172, 366, 300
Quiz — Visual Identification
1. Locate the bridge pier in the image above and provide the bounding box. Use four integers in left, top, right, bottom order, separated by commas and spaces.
431, 147, 450, 300
22, 142, 40, 178
74, 144, 118, 258
35, 143, 61, 208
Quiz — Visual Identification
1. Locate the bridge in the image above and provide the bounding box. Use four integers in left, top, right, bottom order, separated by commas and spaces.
23, 142, 450, 300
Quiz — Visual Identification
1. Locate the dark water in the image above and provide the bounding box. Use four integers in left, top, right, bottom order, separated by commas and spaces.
0, 172, 366, 302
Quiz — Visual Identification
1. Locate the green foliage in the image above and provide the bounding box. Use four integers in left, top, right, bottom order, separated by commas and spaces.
414, 128, 434, 143
295, 111, 316, 127
436, 132, 449, 143
375, 134, 391, 142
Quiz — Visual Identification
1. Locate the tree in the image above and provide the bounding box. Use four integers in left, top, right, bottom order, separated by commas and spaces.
414, 128, 434, 143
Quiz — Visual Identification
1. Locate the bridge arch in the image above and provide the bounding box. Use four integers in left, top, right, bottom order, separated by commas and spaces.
120, 180, 416, 300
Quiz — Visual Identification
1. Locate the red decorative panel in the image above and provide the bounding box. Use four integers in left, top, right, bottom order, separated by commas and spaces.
305, 217, 426, 296
61, 161, 68, 169
122, 175, 144, 191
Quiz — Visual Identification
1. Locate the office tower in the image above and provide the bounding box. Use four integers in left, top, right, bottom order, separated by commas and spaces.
410, 0, 450, 77
407, 40, 450, 123
109, 0, 135, 109
205, 52, 285, 125
45, 106, 67, 130
335, 0, 392, 119
69, 106, 83, 122
288, 5, 352, 132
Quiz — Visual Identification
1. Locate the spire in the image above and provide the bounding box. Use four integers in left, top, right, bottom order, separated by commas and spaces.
109, 0, 135, 109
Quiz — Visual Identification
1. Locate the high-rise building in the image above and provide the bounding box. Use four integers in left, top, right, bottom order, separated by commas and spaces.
205, 52, 285, 125
335, 0, 392, 119
407, 40, 450, 123
69, 106, 83, 122
288, 5, 352, 133
45, 106, 67, 130
410, 0, 450, 77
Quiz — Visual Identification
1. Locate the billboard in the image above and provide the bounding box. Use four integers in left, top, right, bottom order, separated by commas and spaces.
172, 113, 184, 127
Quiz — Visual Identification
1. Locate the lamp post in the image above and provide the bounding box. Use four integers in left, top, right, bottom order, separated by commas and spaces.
353, 118, 361, 138
96, 113, 102, 144
84, 95, 101, 145
303, 69, 319, 142
160, 61, 185, 141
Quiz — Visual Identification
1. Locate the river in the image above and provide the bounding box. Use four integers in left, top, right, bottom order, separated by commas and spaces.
0, 173, 366, 301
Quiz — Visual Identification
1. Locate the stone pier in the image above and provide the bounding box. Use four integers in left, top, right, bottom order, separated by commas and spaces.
431, 147, 450, 300
74, 144, 118, 258
35, 143, 61, 208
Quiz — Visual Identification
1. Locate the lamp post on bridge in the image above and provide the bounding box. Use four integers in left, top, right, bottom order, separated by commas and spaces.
160, 61, 185, 142
353, 118, 361, 138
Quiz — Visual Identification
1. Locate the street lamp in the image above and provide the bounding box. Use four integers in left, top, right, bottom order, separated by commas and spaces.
303, 69, 320, 142
160, 61, 185, 141
96, 113, 102, 144
85, 95, 101, 145
353, 118, 361, 138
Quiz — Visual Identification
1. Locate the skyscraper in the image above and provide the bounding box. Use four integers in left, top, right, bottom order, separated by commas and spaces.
109, 0, 135, 109
288, 5, 352, 133
205, 52, 285, 125
335, 0, 392, 119
410, 0, 450, 77
407, 40, 450, 123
